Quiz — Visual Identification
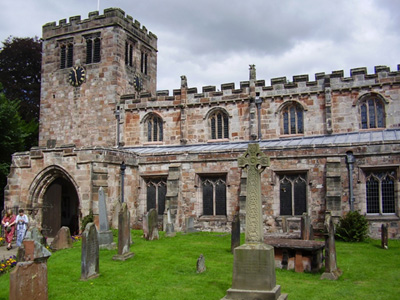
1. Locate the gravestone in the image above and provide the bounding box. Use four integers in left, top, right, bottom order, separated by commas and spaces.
196, 254, 206, 273
165, 208, 176, 237
320, 211, 342, 280
281, 216, 288, 233
381, 223, 388, 249
222, 143, 288, 300
9, 261, 48, 300
185, 216, 198, 233
300, 213, 314, 240
24, 226, 46, 246
17, 239, 51, 262
112, 203, 134, 261
81, 222, 100, 280
98, 187, 116, 250
142, 212, 149, 239
231, 210, 240, 253
50, 226, 73, 251
146, 208, 159, 240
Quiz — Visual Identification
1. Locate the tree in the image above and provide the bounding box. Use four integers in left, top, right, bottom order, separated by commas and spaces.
0, 36, 42, 122
0, 85, 38, 211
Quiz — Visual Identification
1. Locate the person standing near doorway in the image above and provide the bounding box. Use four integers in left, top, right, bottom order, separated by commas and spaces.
15, 209, 29, 247
1, 209, 16, 250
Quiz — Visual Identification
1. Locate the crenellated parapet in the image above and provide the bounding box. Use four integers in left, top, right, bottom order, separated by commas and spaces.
42, 7, 157, 49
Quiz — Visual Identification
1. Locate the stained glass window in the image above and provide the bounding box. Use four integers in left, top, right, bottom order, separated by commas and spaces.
282, 103, 304, 135
279, 174, 307, 216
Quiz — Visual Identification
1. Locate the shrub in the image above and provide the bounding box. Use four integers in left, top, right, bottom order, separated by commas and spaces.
81, 210, 94, 232
335, 211, 369, 242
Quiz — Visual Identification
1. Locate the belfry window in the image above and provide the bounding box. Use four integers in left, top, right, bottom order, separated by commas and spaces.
60, 43, 73, 69
360, 96, 385, 129
366, 171, 396, 214
145, 114, 163, 142
281, 103, 304, 135
86, 37, 101, 64
201, 176, 227, 216
141, 51, 148, 75
125, 41, 134, 67
209, 110, 229, 140
146, 178, 167, 215
279, 174, 307, 216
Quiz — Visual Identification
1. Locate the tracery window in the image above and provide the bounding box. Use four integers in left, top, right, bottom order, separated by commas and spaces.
145, 114, 163, 142
60, 43, 73, 69
86, 37, 101, 64
366, 170, 396, 214
209, 110, 229, 140
146, 178, 167, 215
360, 96, 385, 129
201, 176, 227, 216
281, 103, 304, 135
279, 174, 307, 216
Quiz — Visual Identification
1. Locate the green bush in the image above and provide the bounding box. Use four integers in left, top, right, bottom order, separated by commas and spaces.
335, 211, 369, 242
81, 209, 94, 232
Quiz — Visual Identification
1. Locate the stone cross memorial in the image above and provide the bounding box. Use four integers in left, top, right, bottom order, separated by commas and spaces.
113, 202, 134, 261
98, 187, 116, 250
222, 143, 288, 300
81, 223, 100, 280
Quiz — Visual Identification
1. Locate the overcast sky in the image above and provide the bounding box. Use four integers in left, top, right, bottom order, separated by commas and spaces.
1, 0, 399, 91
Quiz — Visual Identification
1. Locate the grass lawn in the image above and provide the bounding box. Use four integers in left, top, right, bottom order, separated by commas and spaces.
0, 230, 399, 300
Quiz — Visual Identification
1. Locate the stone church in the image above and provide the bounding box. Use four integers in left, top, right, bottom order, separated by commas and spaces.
4, 8, 400, 238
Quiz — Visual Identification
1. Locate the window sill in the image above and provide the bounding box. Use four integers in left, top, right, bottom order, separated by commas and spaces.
199, 215, 227, 222
207, 139, 229, 143
143, 141, 163, 146
365, 214, 399, 221
279, 134, 304, 138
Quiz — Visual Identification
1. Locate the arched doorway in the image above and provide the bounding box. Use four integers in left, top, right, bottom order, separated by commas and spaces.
42, 177, 80, 237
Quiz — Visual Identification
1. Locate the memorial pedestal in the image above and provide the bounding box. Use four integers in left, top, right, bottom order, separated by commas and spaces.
222, 243, 288, 300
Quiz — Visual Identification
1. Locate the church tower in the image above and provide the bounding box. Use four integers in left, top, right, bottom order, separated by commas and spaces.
39, 8, 157, 148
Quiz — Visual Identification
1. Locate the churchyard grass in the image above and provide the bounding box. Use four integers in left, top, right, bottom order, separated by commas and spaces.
0, 231, 399, 299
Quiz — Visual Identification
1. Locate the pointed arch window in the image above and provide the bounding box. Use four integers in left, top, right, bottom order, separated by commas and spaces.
360, 96, 385, 129
146, 178, 167, 215
281, 103, 304, 135
201, 176, 226, 216
366, 171, 396, 214
60, 43, 73, 69
86, 36, 101, 64
279, 174, 307, 216
209, 110, 229, 140
145, 114, 163, 142
125, 41, 134, 67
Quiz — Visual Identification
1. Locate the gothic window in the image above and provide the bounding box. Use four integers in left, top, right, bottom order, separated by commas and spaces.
279, 174, 307, 216
209, 110, 229, 140
366, 170, 396, 214
281, 102, 304, 135
201, 176, 227, 216
140, 51, 148, 75
86, 37, 101, 64
145, 114, 163, 142
125, 41, 134, 67
360, 96, 385, 129
60, 43, 73, 69
146, 178, 167, 215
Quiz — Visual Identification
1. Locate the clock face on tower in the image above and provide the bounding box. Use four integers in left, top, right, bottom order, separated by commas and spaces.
133, 74, 143, 91
68, 66, 86, 87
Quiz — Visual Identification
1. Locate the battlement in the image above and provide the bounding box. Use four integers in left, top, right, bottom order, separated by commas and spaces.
42, 7, 157, 48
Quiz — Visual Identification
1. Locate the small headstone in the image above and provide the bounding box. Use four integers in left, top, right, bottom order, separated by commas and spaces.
147, 208, 159, 241
165, 208, 176, 237
301, 213, 314, 240
111, 201, 121, 229
113, 203, 134, 261
196, 254, 206, 273
381, 223, 388, 249
17, 239, 51, 263
320, 212, 342, 280
231, 210, 240, 253
98, 187, 116, 250
24, 226, 46, 246
50, 226, 73, 251
142, 212, 149, 239
281, 216, 288, 233
185, 216, 198, 233
9, 261, 48, 300
81, 223, 100, 280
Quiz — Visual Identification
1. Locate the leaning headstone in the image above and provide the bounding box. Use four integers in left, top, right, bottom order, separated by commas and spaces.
196, 254, 206, 273
185, 216, 198, 233
231, 210, 240, 253
112, 203, 134, 261
165, 208, 176, 237
50, 226, 73, 251
81, 223, 100, 280
147, 208, 159, 241
24, 226, 46, 246
98, 187, 116, 250
381, 223, 388, 249
320, 212, 342, 280
222, 143, 288, 300
301, 213, 314, 240
10, 261, 48, 300
17, 240, 51, 262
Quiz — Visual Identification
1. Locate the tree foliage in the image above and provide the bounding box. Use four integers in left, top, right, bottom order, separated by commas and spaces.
0, 36, 42, 122
335, 211, 369, 242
